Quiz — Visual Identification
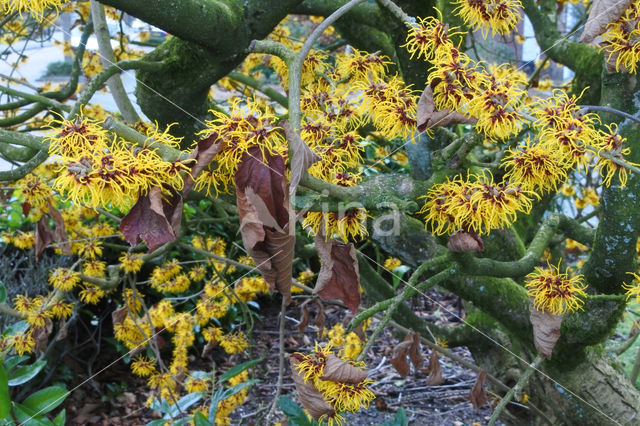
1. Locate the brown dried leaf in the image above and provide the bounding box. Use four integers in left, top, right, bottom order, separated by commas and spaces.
426, 351, 444, 386
119, 186, 183, 252
447, 230, 484, 252
321, 353, 368, 384
390, 340, 412, 377
182, 132, 222, 196
314, 299, 326, 336
201, 339, 217, 358
579, 0, 632, 43
283, 121, 320, 197
409, 332, 423, 369
56, 318, 69, 341
298, 300, 311, 334
48, 204, 71, 255
529, 298, 563, 360
290, 357, 334, 419
35, 217, 54, 260
32, 317, 53, 354
417, 85, 476, 133
112, 307, 127, 326
235, 146, 294, 303
314, 237, 360, 312
21, 202, 31, 217
469, 371, 488, 409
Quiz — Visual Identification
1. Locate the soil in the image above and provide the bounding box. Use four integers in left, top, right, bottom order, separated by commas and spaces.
58, 288, 498, 425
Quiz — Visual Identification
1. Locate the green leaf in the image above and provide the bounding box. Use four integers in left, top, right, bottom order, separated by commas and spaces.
219, 358, 262, 383
22, 385, 69, 415
278, 396, 313, 426
8, 360, 46, 386
380, 407, 407, 426
193, 411, 212, 426
0, 282, 6, 304
53, 409, 66, 426
4, 356, 29, 371
0, 362, 10, 419
146, 419, 168, 426
2, 320, 29, 338
167, 392, 205, 418
11, 402, 53, 426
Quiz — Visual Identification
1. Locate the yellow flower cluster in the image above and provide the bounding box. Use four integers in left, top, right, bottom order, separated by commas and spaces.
327, 323, 363, 360
419, 172, 532, 236
601, 1, 640, 73
46, 113, 191, 209
526, 262, 587, 315
294, 344, 374, 423
0, 0, 62, 21
454, 0, 523, 38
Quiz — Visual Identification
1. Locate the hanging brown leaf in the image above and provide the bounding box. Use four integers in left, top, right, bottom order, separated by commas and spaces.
321, 353, 369, 384
201, 339, 218, 357
48, 204, 71, 255
314, 237, 360, 312
120, 186, 183, 252
32, 317, 53, 354
298, 300, 311, 334
579, 0, 632, 43
417, 85, 476, 133
235, 146, 295, 303
56, 318, 69, 341
426, 351, 444, 386
35, 217, 54, 260
290, 356, 334, 419
447, 229, 484, 252
529, 298, 563, 360
408, 332, 423, 369
314, 299, 326, 336
21, 202, 31, 217
182, 132, 222, 195
283, 121, 320, 197
469, 371, 488, 409
111, 306, 128, 326
390, 340, 412, 377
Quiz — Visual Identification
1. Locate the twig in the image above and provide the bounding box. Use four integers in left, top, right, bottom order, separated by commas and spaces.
356, 263, 455, 362
266, 295, 287, 423
376, 0, 415, 25
89, 0, 139, 122
610, 332, 639, 355
488, 355, 544, 426
581, 105, 640, 124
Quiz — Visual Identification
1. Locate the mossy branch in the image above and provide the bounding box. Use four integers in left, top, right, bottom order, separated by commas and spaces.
0, 148, 48, 182
455, 213, 594, 278
227, 72, 288, 107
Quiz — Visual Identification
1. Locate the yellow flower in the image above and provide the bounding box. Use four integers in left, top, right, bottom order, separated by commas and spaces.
50, 300, 73, 319
2, 0, 63, 21
119, 252, 144, 273
185, 376, 212, 393
384, 257, 402, 270
622, 273, 640, 305
526, 262, 587, 315
574, 197, 587, 209
49, 268, 80, 292
560, 184, 575, 197
219, 332, 249, 354
79, 284, 106, 304
454, 0, 522, 38
10, 332, 35, 356
501, 137, 567, 194
131, 356, 157, 377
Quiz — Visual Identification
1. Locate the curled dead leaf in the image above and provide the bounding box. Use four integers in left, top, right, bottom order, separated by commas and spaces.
417, 85, 476, 133
468, 371, 488, 409
447, 230, 484, 252
35, 217, 54, 261
235, 147, 294, 303
283, 121, 320, 197
120, 186, 183, 252
321, 353, 368, 384
314, 237, 361, 312
32, 317, 53, 354
298, 300, 311, 334
112, 306, 127, 327
390, 340, 412, 377
48, 204, 72, 256
290, 357, 334, 419
409, 332, 423, 369
182, 132, 222, 196
529, 298, 563, 360
579, 0, 632, 43
426, 351, 444, 386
